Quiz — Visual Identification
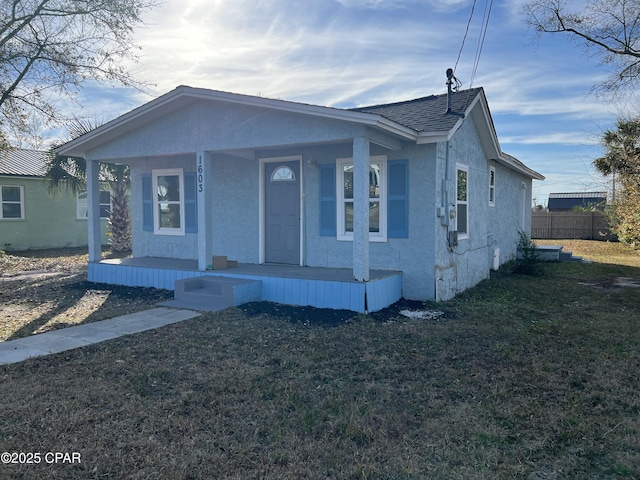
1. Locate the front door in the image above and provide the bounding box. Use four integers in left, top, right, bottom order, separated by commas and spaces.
264, 160, 301, 264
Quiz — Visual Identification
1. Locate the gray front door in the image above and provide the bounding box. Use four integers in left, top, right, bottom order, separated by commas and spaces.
265, 161, 301, 264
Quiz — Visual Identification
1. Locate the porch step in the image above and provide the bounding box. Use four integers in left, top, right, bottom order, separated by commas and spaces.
559, 251, 583, 262
161, 276, 262, 312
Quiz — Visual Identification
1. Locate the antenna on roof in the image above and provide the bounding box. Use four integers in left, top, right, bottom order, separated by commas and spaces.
445, 68, 463, 115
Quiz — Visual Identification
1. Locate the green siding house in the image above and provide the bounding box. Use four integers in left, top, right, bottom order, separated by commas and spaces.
0, 148, 109, 251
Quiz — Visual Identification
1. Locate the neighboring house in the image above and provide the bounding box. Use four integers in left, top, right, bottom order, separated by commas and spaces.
57, 85, 543, 312
547, 192, 607, 211
0, 148, 110, 251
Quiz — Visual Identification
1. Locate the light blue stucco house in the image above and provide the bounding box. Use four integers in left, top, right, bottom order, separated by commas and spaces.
57, 84, 543, 312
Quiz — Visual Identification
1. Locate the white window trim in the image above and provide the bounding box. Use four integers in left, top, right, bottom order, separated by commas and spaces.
456, 163, 469, 240
336, 155, 387, 242
77, 187, 112, 220
152, 168, 185, 236
489, 165, 496, 207
0, 185, 24, 220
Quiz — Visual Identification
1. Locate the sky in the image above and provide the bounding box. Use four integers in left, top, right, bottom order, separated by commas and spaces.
60, 0, 635, 207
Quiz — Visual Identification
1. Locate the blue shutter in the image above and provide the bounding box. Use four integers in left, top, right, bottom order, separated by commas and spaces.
388, 160, 409, 238
142, 174, 153, 232
184, 172, 198, 233
319, 164, 336, 236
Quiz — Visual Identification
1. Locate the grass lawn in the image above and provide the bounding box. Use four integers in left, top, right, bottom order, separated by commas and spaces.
1, 241, 639, 479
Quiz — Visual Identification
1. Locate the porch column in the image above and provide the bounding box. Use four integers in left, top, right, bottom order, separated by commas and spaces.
353, 136, 370, 281
197, 151, 214, 270
86, 159, 102, 262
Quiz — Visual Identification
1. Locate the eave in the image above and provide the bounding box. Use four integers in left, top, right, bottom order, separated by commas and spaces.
56, 86, 418, 157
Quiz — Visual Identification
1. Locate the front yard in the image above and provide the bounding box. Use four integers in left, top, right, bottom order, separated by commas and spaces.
0, 241, 639, 479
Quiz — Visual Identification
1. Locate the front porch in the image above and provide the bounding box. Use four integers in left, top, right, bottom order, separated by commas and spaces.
89, 258, 402, 313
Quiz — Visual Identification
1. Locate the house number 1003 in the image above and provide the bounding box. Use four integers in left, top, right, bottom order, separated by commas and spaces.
197, 157, 204, 193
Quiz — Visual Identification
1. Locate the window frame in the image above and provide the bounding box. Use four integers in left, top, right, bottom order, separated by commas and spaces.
152, 168, 185, 236
489, 165, 496, 207
336, 155, 387, 242
456, 164, 469, 240
0, 185, 24, 220
77, 187, 112, 220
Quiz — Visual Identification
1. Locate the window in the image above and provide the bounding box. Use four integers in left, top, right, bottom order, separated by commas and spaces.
1, 186, 24, 219
456, 165, 468, 238
489, 166, 496, 206
271, 166, 295, 181
336, 156, 387, 241
153, 169, 185, 235
77, 188, 111, 219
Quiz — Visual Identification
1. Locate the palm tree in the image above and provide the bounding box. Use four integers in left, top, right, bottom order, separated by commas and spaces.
46, 118, 132, 252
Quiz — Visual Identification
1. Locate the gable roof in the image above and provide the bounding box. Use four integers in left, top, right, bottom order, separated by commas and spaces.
56, 85, 543, 180
0, 148, 49, 177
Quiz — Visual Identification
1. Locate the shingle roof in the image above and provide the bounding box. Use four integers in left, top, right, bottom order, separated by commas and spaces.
0, 148, 49, 177
352, 87, 484, 133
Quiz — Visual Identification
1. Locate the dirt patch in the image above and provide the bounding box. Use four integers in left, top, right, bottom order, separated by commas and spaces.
580, 276, 640, 290
0, 270, 74, 282
0, 249, 172, 341
613, 276, 640, 288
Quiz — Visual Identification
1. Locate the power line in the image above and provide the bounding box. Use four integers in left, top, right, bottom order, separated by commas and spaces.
470, 0, 494, 89
454, 0, 477, 75
453, 0, 494, 89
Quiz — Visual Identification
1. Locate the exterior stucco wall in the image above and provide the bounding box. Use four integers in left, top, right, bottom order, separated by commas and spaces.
210, 154, 260, 263
433, 117, 534, 300
487, 161, 533, 265
434, 118, 492, 300
1, 176, 108, 251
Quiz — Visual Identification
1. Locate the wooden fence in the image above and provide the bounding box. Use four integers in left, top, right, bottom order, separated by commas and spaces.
531, 211, 617, 241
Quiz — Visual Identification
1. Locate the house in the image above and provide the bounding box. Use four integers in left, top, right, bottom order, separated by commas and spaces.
547, 192, 607, 211
56, 84, 543, 312
0, 148, 110, 251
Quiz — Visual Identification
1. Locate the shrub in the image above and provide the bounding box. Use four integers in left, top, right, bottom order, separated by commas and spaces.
514, 230, 541, 275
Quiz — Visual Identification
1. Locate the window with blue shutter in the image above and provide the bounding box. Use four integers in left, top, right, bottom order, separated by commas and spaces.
142, 174, 153, 231
319, 164, 336, 236
387, 160, 409, 238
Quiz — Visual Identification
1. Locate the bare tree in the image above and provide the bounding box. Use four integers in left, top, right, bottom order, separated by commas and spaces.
0, 0, 158, 149
525, 0, 640, 95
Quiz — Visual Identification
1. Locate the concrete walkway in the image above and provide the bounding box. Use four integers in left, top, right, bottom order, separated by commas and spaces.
0, 307, 201, 365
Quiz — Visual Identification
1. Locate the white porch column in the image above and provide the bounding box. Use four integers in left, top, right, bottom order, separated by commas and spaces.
197, 151, 214, 270
86, 159, 102, 262
352, 136, 370, 281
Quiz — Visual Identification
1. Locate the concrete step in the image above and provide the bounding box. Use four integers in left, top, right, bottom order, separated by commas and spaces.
161, 276, 262, 312
559, 251, 583, 262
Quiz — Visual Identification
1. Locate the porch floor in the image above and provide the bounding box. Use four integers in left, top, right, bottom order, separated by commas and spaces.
100, 257, 398, 282
91, 257, 403, 313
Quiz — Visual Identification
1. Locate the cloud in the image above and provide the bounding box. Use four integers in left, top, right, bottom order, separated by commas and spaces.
132, 0, 461, 105
501, 132, 601, 146
334, 0, 472, 11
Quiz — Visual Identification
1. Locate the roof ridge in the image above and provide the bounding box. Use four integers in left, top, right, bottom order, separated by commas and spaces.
353, 87, 483, 111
